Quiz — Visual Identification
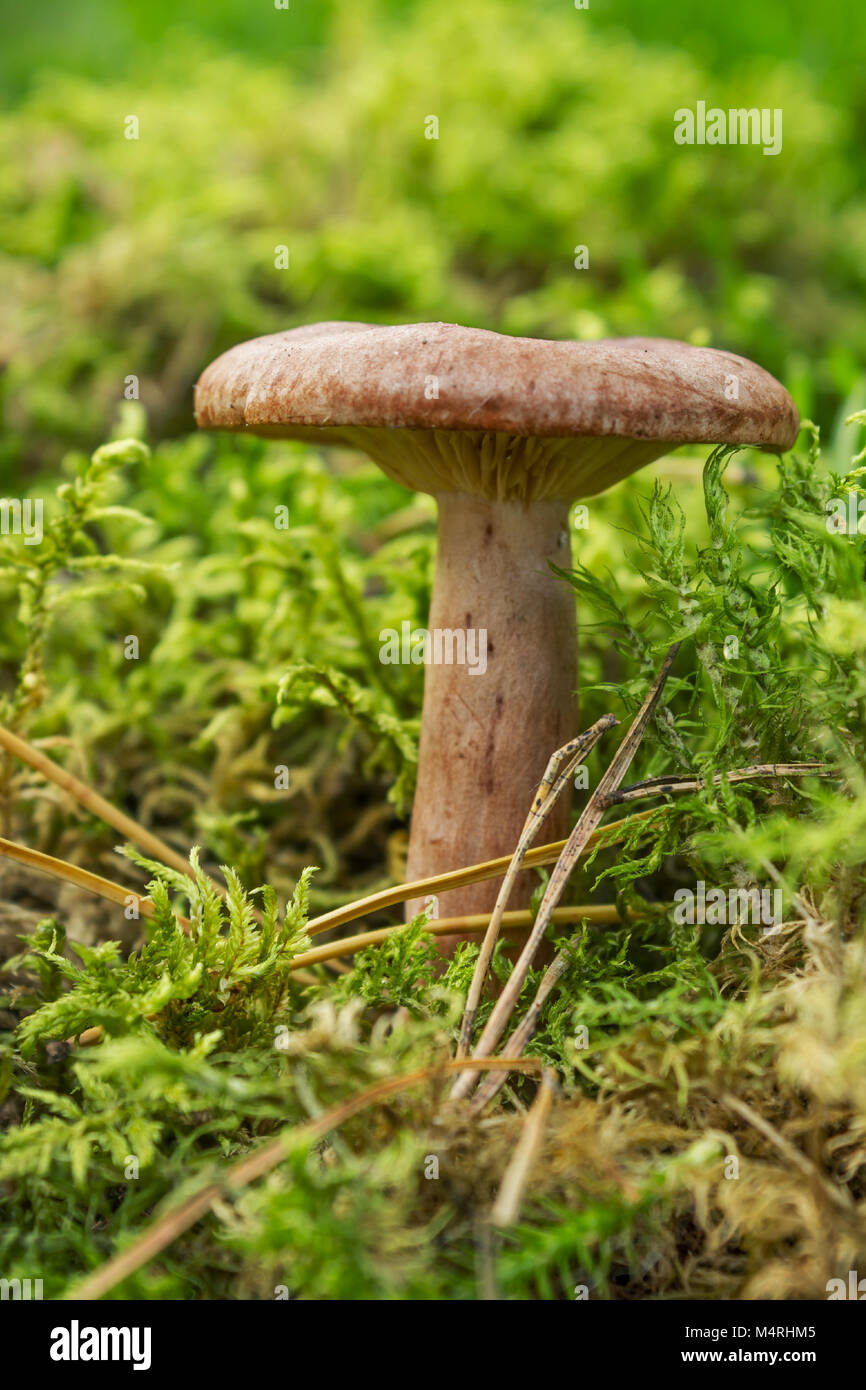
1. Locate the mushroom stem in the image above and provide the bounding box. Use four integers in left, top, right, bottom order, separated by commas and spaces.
405, 492, 577, 939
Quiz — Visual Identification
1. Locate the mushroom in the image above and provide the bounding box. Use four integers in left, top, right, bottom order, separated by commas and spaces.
194, 323, 798, 937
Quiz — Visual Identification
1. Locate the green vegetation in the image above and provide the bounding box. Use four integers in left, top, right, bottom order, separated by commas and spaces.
2, 0, 865, 470
1, 0, 865, 1300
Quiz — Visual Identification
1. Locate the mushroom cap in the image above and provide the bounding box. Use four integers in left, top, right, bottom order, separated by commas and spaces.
194, 322, 799, 502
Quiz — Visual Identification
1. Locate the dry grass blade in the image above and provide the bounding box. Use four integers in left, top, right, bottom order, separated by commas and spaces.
0, 722, 200, 883
306, 807, 661, 936
302, 764, 822, 942
451, 642, 680, 1102
0, 725, 282, 945
1, 814, 653, 947
0, 833, 158, 919
456, 714, 619, 1061
489, 1067, 558, 1226
292, 905, 621, 970
65, 1055, 544, 1302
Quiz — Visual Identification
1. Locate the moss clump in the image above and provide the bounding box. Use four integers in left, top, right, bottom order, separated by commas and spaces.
2, 417, 866, 1298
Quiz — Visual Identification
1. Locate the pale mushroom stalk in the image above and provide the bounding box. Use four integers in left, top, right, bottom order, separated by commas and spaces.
403, 492, 577, 922
195, 322, 799, 946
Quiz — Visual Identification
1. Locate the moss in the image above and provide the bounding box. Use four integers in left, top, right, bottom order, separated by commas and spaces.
1, 417, 865, 1298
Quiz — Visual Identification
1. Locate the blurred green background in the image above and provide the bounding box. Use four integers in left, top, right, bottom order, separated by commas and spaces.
1, 0, 864, 475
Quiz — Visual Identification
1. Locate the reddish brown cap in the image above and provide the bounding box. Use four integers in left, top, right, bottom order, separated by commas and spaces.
194, 322, 799, 502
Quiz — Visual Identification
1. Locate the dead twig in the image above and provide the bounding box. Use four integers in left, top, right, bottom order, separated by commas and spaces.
601, 761, 833, 808
469, 952, 572, 1113
303, 761, 827, 940
456, 715, 619, 1061
451, 642, 681, 1102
